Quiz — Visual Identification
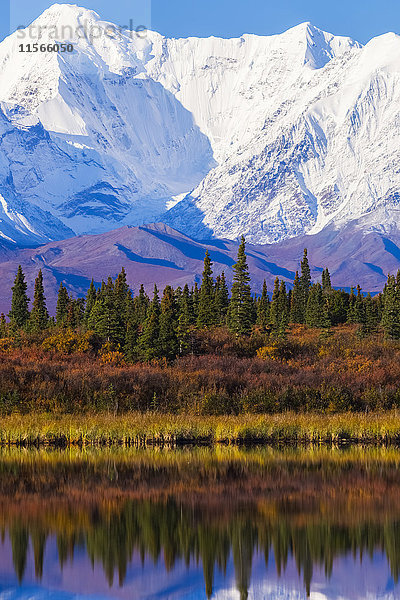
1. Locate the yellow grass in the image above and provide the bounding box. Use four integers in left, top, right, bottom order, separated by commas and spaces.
0, 411, 400, 445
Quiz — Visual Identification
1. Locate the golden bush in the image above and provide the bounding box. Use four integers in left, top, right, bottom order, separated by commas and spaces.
42, 329, 93, 354
0, 338, 16, 353
100, 341, 125, 366
256, 344, 280, 360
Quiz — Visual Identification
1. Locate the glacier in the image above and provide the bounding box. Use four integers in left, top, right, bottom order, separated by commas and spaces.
0, 4, 400, 246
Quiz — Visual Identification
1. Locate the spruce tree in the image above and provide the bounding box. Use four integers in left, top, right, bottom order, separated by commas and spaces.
306, 283, 330, 328
354, 285, 366, 325
361, 293, 378, 336
214, 272, 230, 325
321, 268, 332, 292
114, 267, 130, 321
29, 270, 48, 332
177, 284, 194, 355
321, 299, 331, 331
269, 278, 289, 335
347, 287, 357, 323
66, 298, 84, 329
177, 305, 191, 356
277, 280, 289, 336
0, 313, 7, 337
227, 236, 253, 336
325, 289, 347, 325
382, 275, 400, 339
8, 266, 30, 329
375, 292, 384, 323
159, 285, 178, 359
256, 281, 270, 329
88, 277, 124, 345
105, 276, 124, 344
321, 269, 327, 291
299, 249, 311, 320
191, 282, 200, 323
290, 271, 303, 324
174, 286, 183, 308
134, 284, 150, 325
124, 290, 139, 361
250, 293, 258, 326
287, 288, 292, 319
87, 296, 104, 337
180, 284, 194, 325
269, 277, 281, 331
197, 251, 215, 327
139, 285, 161, 360
56, 283, 70, 327
84, 279, 97, 325
97, 280, 106, 301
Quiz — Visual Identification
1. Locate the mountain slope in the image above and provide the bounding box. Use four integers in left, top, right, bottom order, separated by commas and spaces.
0, 223, 293, 313
0, 222, 399, 315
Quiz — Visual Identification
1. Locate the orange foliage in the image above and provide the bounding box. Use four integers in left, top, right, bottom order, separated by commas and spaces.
0, 325, 399, 414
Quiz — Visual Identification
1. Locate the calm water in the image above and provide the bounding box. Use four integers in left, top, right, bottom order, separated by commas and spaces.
0, 446, 399, 599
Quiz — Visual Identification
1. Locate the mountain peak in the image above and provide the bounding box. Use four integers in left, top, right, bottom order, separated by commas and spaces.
281, 21, 361, 69
288, 21, 317, 33
32, 3, 101, 27
0, 2, 146, 110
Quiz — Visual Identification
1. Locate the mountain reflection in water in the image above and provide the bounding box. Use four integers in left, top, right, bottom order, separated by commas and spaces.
0, 446, 399, 599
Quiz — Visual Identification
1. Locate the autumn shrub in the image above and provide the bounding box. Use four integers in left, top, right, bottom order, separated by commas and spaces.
241, 389, 277, 414
0, 338, 16, 353
100, 342, 125, 366
200, 391, 241, 415
256, 344, 281, 360
42, 329, 96, 354
194, 327, 267, 357
1, 325, 400, 416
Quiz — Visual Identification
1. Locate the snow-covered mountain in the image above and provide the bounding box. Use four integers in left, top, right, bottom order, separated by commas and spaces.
0, 4, 214, 243
159, 26, 400, 243
0, 4, 400, 246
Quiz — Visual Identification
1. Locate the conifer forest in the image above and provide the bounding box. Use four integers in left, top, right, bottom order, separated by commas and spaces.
0, 237, 400, 421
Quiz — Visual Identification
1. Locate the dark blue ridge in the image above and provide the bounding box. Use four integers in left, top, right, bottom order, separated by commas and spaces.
382, 237, 400, 262
51, 269, 99, 291
248, 253, 295, 279
140, 228, 235, 267
115, 243, 184, 270
364, 262, 386, 277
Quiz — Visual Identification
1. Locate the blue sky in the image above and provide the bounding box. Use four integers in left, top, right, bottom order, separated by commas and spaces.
1, 0, 400, 43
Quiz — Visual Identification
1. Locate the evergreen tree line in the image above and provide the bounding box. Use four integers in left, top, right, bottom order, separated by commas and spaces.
4, 239, 400, 361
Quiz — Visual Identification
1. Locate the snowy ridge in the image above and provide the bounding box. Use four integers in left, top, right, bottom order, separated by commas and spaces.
0, 4, 399, 246
159, 28, 400, 242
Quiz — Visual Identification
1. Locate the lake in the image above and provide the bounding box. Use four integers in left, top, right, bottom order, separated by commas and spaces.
0, 445, 399, 599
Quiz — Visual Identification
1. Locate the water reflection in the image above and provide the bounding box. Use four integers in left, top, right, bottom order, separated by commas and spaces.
0, 446, 399, 599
